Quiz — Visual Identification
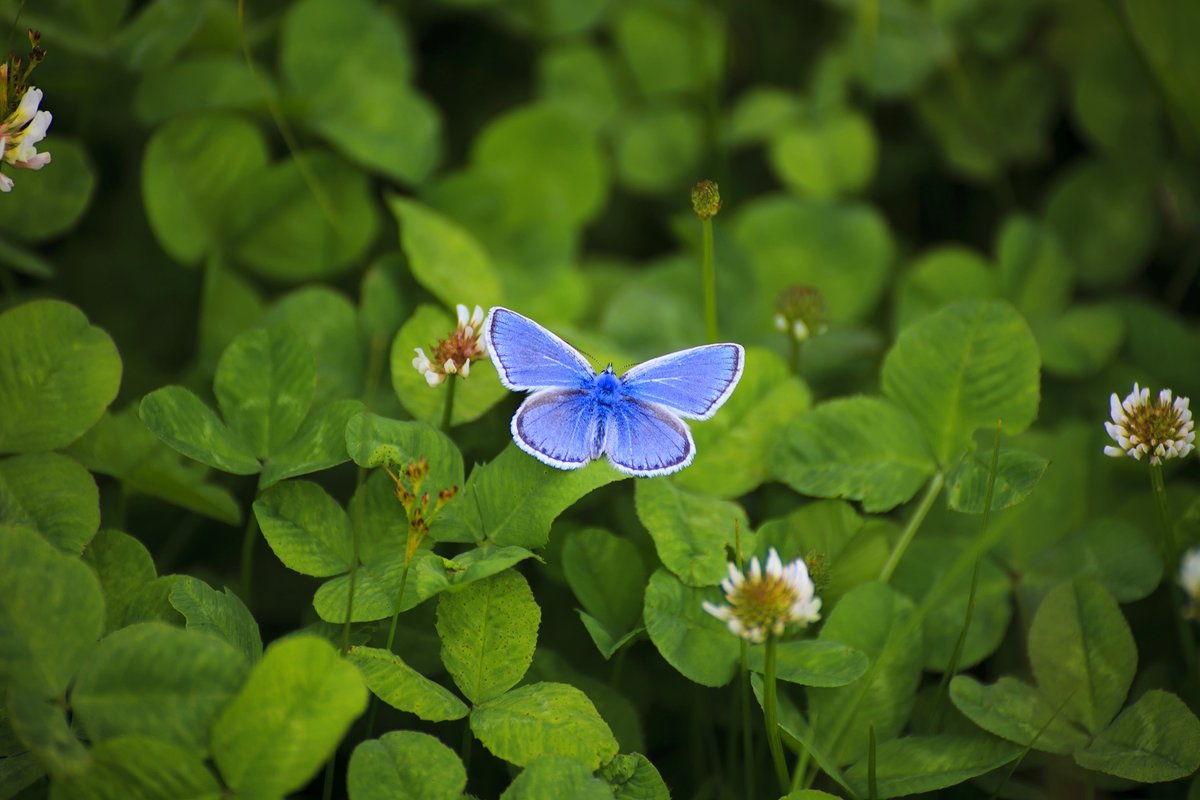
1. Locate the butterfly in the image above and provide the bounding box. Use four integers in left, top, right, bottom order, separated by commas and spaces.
484, 307, 744, 477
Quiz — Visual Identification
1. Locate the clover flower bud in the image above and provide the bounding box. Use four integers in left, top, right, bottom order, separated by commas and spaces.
702, 548, 821, 643
691, 179, 721, 221
1103, 383, 1194, 465
774, 285, 827, 342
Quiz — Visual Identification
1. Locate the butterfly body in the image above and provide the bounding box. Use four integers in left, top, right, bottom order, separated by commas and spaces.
485, 307, 744, 477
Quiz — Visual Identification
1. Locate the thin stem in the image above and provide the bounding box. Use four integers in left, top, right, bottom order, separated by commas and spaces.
1149, 463, 1200, 696
367, 561, 413, 737
878, 472, 945, 583
321, 757, 335, 800
763, 634, 790, 793
239, 511, 259, 604
440, 374, 457, 431
789, 335, 801, 376
340, 514, 361, 655
701, 217, 718, 343
460, 718, 474, 776
739, 640, 755, 800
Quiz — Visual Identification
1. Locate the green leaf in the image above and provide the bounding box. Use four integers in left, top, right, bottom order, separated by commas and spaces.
344, 412, 465, 495
746, 640, 868, 687
892, 539, 1012, 671
443, 544, 540, 589
597, 753, 671, 800
781, 792, 843, 800
389, 198, 503, 311
436, 570, 540, 705
0, 233, 54, 279
263, 287, 366, 403
229, 151, 380, 282
0, 139, 95, 242
280, 0, 439, 183
71, 623, 247, 754
634, 479, 748, 587
0, 300, 122, 454
198, 255, 264, 375
214, 326, 316, 460
1119, 0, 1200, 147
260, 399, 364, 489
0, 752, 44, 798
212, 635, 367, 799
120, 575, 187, 628
0, 526, 104, 697
995, 215, 1074, 318
643, 569, 740, 687
1044, 160, 1156, 289
1028, 580, 1135, 734
1032, 305, 1126, 378
612, 4, 722, 98
347, 733, 464, 800
438, 444, 625, 548
255, 480, 353, 578
735, 195, 893, 322
1074, 690, 1200, 782
844, 735, 1021, 798
768, 110, 877, 198
133, 56, 270, 125
112, 0, 205, 70
1024, 518, 1162, 604
561, 528, 645, 633
0, 453, 98, 554
82, 530, 157, 633
949, 676, 1091, 755
312, 549, 450, 623
894, 246, 997, 332
141, 114, 268, 265
168, 577, 263, 664
138, 386, 261, 475
6, 690, 88, 780
674, 347, 812, 499
501, 756, 613, 800
771, 396, 937, 513
48, 736, 222, 800
471, 682, 619, 770
346, 646, 468, 722
68, 407, 241, 526
882, 299, 1041, 465
947, 447, 1048, 513
538, 41, 620, 131
578, 612, 643, 660
389, 305, 509, 428
808, 582, 924, 765
613, 106, 701, 194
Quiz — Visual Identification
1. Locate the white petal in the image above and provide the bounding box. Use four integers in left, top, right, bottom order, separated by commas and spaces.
749, 557, 762, 581
1109, 393, 1123, 422
461, 359, 471, 377
765, 549, 783, 578
0, 172, 12, 192
443, 359, 457, 374
1103, 445, 1126, 458
773, 313, 787, 332
456, 304, 469, 326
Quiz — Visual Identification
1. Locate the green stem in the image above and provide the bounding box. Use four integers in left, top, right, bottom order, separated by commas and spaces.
789, 335, 801, 376
763, 634, 790, 793
701, 217, 718, 342
367, 561, 413, 737
460, 717, 474, 776
239, 512, 259, 604
1149, 463, 1200, 694
878, 472, 945, 583
739, 640, 755, 800
440, 374, 457, 431
321, 757, 335, 800
340, 516, 361, 655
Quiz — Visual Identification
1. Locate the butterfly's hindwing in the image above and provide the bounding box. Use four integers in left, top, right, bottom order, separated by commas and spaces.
605, 398, 694, 477
621, 344, 744, 420
485, 307, 594, 391
511, 388, 598, 470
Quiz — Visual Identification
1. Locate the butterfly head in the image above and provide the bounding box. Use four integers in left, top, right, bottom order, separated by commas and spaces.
594, 364, 621, 400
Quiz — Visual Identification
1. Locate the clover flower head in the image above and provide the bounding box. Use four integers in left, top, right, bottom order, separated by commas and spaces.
0, 31, 52, 192
1180, 548, 1200, 620
774, 285, 828, 342
1103, 383, 1195, 465
691, 179, 721, 220
412, 304, 488, 387
702, 548, 821, 643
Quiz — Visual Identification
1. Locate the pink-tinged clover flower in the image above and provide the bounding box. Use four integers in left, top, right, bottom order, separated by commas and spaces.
0, 32, 52, 192
702, 548, 821, 643
412, 304, 487, 387
1103, 383, 1194, 465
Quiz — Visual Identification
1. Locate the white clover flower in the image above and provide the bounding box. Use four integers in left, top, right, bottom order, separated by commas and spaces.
411, 304, 487, 388
0, 83, 52, 192
1180, 548, 1200, 602
1103, 383, 1195, 465
774, 285, 827, 343
702, 548, 821, 643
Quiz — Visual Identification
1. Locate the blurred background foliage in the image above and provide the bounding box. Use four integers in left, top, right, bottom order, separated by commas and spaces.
3, 0, 1200, 796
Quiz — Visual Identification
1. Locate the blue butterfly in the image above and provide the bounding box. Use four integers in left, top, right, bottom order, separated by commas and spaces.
484, 307, 744, 477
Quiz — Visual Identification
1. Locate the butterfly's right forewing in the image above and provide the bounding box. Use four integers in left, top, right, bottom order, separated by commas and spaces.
485, 307, 595, 391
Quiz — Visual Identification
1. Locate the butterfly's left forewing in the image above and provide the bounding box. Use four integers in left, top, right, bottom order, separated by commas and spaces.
621, 343, 744, 420
605, 399, 694, 477
485, 307, 595, 391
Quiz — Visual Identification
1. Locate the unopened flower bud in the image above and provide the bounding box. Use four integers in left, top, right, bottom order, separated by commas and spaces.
691, 179, 721, 221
